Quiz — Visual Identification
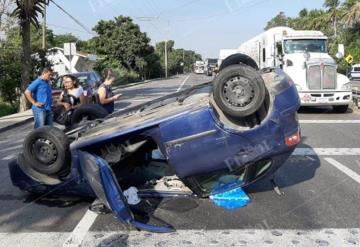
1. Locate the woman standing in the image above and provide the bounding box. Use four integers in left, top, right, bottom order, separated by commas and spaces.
98, 69, 122, 114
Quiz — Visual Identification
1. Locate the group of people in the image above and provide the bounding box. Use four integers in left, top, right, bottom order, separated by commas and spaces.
25, 68, 122, 129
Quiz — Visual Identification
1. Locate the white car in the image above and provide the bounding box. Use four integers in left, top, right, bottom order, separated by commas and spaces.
350, 64, 360, 80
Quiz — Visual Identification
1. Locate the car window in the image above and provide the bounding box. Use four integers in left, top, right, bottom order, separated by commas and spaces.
94, 72, 102, 82
89, 73, 97, 86
76, 75, 89, 87
54, 77, 63, 89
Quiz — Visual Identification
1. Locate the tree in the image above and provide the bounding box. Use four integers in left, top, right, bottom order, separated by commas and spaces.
0, 0, 14, 30
155, 40, 202, 76
11, 0, 48, 111
342, 0, 360, 27
264, 12, 289, 30
323, 0, 342, 37
92, 16, 153, 82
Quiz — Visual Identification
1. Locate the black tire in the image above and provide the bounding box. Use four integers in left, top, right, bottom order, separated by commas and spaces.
71, 104, 108, 125
333, 105, 349, 113
213, 64, 266, 118
23, 126, 71, 175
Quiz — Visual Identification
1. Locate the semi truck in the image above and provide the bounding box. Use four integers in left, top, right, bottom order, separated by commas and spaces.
204, 58, 218, 76
194, 61, 205, 74
219, 27, 352, 112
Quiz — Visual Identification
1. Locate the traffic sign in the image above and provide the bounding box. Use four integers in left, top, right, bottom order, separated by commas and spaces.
345, 54, 353, 64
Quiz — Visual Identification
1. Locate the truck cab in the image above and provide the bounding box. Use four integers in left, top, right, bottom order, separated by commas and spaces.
223, 27, 352, 112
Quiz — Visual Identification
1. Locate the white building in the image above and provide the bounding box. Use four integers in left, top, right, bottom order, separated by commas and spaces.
36, 47, 97, 75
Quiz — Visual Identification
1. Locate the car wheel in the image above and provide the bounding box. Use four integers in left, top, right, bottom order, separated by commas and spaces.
23, 126, 71, 175
213, 64, 266, 118
333, 105, 349, 113
71, 104, 109, 125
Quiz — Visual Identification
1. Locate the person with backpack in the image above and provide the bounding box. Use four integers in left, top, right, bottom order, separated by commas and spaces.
54, 74, 86, 127
58, 74, 86, 110
97, 69, 122, 114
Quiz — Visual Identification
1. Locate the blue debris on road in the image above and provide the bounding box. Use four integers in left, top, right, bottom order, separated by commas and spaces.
210, 185, 251, 210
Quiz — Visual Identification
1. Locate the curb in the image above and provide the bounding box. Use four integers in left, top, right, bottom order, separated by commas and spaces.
0, 117, 33, 134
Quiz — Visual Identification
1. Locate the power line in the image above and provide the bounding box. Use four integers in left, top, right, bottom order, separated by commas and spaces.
156, 0, 200, 18
47, 23, 92, 35
49, 0, 95, 35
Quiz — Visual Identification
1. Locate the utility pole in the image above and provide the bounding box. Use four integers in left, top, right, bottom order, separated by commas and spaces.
165, 40, 168, 78
42, 3, 46, 49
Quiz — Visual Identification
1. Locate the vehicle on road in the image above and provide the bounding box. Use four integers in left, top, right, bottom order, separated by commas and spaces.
194, 61, 205, 74
204, 58, 218, 76
219, 27, 352, 113
9, 55, 301, 233
349, 64, 360, 81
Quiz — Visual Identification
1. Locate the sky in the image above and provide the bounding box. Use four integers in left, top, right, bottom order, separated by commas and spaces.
47, 0, 325, 58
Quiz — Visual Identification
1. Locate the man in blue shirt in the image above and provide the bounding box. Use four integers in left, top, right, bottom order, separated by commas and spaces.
25, 68, 54, 129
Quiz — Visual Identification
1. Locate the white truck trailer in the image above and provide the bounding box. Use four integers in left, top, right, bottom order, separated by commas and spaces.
220, 27, 352, 112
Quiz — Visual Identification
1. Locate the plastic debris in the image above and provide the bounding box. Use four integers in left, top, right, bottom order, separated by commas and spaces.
123, 187, 141, 205
210, 185, 250, 210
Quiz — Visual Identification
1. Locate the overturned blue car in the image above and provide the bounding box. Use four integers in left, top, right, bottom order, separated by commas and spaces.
9, 55, 301, 233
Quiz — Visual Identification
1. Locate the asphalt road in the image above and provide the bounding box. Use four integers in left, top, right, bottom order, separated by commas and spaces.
1, 74, 360, 246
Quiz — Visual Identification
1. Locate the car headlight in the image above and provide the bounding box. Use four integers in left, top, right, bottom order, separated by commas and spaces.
341, 82, 352, 91
295, 84, 302, 92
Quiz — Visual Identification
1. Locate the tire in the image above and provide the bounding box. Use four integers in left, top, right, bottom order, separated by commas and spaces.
213, 64, 266, 118
23, 126, 71, 175
333, 105, 349, 113
71, 104, 108, 125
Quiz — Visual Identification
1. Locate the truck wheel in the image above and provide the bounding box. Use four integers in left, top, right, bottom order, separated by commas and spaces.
333, 105, 349, 113
71, 104, 108, 125
23, 127, 71, 175
213, 64, 266, 118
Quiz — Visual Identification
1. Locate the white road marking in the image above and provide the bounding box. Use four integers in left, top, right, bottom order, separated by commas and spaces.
0, 232, 68, 247
2, 229, 359, 247
1, 154, 16, 161
293, 148, 360, 156
176, 74, 191, 92
62, 206, 98, 247
300, 120, 360, 123
81, 229, 360, 247
0, 144, 22, 153
325, 157, 360, 184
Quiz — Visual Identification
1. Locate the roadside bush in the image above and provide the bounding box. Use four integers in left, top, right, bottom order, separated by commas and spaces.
0, 101, 17, 117
0, 52, 21, 108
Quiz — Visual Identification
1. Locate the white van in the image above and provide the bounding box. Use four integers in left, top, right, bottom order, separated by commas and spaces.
350, 64, 360, 80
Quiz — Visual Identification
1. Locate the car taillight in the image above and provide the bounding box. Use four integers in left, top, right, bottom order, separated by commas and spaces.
285, 131, 301, 146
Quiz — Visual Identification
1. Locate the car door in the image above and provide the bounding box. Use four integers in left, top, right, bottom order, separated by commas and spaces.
78, 150, 174, 233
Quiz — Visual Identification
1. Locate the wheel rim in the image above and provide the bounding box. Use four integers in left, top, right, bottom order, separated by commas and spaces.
222, 76, 255, 109
32, 138, 58, 164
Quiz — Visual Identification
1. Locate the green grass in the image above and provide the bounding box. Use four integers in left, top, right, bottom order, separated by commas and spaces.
0, 101, 17, 117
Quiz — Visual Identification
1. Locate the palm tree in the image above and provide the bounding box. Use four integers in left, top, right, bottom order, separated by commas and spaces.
323, 0, 342, 37
342, 0, 360, 27
12, 0, 48, 111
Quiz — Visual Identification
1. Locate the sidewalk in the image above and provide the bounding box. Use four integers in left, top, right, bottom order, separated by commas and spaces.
0, 109, 33, 133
